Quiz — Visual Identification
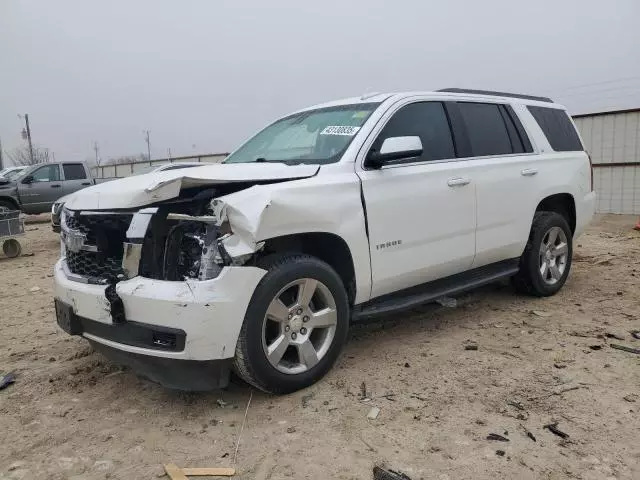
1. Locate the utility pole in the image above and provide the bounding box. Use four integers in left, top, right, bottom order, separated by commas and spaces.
143, 130, 151, 165
93, 141, 100, 166
23, 114, 35, 164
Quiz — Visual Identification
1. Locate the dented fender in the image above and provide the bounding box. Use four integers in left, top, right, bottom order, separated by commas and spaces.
210, 174, 372, 304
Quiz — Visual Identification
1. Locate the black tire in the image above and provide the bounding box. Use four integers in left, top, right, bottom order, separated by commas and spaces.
513, 211, 573, 297
0, 200, 17, 212
233, 253, 350, 394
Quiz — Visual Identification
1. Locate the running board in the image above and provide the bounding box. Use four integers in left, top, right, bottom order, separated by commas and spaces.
352, 259, 520, 322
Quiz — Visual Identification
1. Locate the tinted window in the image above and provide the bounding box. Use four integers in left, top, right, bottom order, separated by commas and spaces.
527, 106, 583, 152
458, 103, 513, 156
374, 102, 455, 162
63, 163, 87, 180
31, 164, 60, 182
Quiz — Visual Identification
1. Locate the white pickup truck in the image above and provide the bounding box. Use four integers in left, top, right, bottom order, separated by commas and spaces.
54, 89, 595, 393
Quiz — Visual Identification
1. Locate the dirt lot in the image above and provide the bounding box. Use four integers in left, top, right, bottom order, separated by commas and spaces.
1, 215, 639, 480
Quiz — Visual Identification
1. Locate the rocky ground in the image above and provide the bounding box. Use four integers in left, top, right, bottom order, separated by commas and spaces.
0, 214, 639, 480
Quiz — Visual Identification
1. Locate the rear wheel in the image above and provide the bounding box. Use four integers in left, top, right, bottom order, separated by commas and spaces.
234, 254, 349, 394
513, 211, 573, 296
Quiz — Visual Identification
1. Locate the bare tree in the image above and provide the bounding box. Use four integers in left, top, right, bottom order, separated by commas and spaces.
6, 145, 50, 166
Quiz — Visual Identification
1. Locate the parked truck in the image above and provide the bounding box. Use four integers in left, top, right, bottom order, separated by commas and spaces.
0, 162, 107, 214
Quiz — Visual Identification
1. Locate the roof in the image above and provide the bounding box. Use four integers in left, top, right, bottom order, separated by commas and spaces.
298, 90, 563, 114
572, 107, 640, 119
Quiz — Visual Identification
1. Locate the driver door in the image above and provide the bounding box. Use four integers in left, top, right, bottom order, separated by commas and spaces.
18, 164, 63, 214
356, 101, 477, 299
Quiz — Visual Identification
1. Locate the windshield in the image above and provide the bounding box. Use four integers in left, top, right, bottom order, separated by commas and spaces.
4, 168, 26, 180
224, 103, 379, 165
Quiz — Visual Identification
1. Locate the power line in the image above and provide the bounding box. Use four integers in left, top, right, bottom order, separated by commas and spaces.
553, 85, 640, 99
542, 75, 640, 94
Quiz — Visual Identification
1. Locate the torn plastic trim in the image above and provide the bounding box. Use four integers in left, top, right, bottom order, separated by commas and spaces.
167, 210, 265, 267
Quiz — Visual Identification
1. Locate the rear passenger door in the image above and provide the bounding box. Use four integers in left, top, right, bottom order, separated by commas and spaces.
450, 101, 539, 267
357, 101, 477, 298
61, 163, 92, 197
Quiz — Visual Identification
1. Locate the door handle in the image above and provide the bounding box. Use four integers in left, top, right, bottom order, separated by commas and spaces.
51, 184, 62, 188
521, 168, 538, 176
81, 182, 91, 186
447, 177, 471, 187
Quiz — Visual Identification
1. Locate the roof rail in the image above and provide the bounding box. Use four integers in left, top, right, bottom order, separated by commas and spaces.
437, 88, 553, 103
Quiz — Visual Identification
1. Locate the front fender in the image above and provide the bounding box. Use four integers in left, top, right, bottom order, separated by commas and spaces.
213, 177, 372, 304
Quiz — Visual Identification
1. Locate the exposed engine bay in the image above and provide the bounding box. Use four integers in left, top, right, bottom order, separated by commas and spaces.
62, 181, 273, 286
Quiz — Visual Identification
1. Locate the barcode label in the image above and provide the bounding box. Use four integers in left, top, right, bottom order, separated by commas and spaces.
320, 125, 361, 136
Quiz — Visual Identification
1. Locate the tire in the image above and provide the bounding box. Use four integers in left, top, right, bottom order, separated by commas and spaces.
233, 253, 350, 394
0, 200, 17, 212
2, 239, 22, 258
513, 211, 573, 297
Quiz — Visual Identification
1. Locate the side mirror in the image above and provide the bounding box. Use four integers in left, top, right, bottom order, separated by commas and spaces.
365, 136, 423, 169
22, 175, 34, 184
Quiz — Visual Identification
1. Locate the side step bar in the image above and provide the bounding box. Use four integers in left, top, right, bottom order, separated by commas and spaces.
351, 259, 520, 322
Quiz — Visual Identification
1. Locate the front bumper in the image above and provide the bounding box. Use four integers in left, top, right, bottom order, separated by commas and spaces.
53, 259, 266, 363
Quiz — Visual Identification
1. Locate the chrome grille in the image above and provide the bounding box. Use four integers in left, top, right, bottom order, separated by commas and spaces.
63, 211, 132, 280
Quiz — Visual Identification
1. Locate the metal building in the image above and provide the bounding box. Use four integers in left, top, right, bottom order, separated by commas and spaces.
573, 108, 640, 214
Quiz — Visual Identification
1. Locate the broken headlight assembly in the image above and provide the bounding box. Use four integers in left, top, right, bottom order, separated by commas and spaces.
133, 199, 240, 282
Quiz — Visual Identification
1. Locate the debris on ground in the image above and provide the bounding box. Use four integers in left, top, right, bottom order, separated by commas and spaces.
29, 286, 41, 293
630, 330, 640, 339
216, 399, 228, 407
605, 332, 625, 340
507, 400, 525, 411
301, 393, 314, 408
0, 372, 16, 390
589, 345, 602, 351
610, 343, 640, 355
163, 463, 235, 479
531, 310, 552, 318
486, 433, 509, 442
367, 407, 380, 420
496, 449, 506, 457
553, 363, 567, 369
286, 426, 296, 433
544, 423, 570, 439
436, 296, 457, 308
623, 394, 638, 403
464, 344, 478, 351
373, 465, 412, 480
520, 424, 537, 442
360, 381, 368, 399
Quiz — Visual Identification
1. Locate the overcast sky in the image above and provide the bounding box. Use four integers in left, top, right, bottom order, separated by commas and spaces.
1, 0, 639, 164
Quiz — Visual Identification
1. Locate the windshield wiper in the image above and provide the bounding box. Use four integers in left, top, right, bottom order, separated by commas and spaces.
254, 157, 268, 162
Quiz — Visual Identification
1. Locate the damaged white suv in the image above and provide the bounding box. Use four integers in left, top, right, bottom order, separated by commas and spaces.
54, 89, 595, 393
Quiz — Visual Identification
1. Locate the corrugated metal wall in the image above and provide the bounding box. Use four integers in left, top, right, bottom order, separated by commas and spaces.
91, 153, 228, 179
574, 110, 640, 214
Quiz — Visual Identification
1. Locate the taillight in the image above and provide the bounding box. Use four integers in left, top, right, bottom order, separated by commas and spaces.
587, 152, 594, 192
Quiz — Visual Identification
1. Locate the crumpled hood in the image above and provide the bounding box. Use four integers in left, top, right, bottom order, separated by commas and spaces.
64, 162, 320, 210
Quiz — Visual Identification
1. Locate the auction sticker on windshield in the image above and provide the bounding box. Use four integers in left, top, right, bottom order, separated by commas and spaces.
320, 126, 361, 136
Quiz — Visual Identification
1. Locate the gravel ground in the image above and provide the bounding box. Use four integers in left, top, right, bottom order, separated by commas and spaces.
1, 214, 639, 480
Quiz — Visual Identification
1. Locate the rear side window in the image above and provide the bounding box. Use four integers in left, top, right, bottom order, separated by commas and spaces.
527, 106, 583, 152
63, 163, 87, 180
375, 102, 455, 162
457, 103, 513, 156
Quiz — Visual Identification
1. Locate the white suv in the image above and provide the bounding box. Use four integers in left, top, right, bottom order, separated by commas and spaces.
54, 89, 595, 393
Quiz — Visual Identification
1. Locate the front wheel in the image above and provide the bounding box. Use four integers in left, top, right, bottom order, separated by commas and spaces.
233, 254, 350, 394
513, 211, 573, 297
